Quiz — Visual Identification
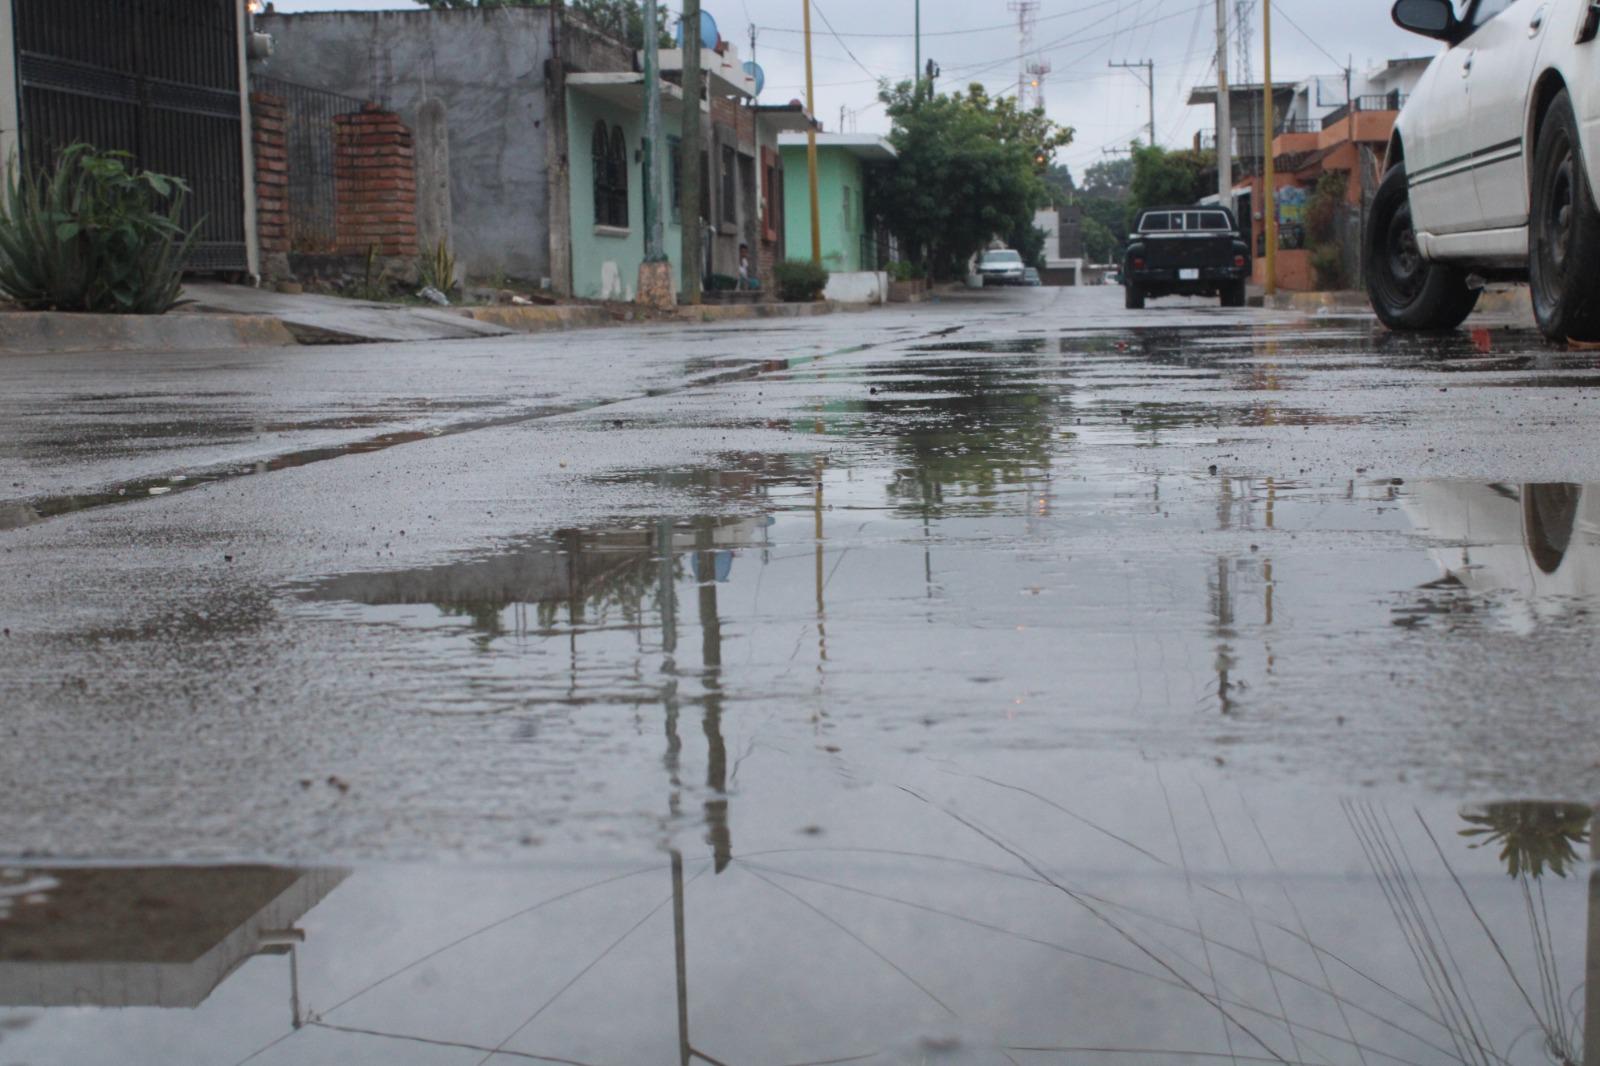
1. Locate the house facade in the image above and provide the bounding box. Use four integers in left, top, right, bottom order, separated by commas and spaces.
0, 0, 259, 275
257, 5, 794, 302
778, 133, 895, 300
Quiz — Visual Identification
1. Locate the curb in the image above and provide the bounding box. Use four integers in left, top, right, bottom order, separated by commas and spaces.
0, 312, 297, 356
1260, 286, 1534, 323
0, 296, 856, 356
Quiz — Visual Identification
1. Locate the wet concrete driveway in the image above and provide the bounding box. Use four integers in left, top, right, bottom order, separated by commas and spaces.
3, 286, 1600, 1064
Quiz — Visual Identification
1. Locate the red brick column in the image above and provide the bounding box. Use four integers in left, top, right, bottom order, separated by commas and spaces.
250, 92, 289, 258
333, 104, 418, 258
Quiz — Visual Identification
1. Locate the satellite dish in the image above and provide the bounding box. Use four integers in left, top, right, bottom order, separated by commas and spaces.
742, 61, 765, 96
675, 10, 719, 49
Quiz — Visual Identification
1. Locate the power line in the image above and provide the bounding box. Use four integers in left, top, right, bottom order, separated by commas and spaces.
756, 0, 1131, 39
1270, 0, 1347, 73
808, 0, 884, 83
766, 1, 1212, 95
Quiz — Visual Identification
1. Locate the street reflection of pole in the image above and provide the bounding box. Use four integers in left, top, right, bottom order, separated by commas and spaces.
671, 849, 690, 1066
659, 519, 682, 816
695, 518, 730, 872
1264, 477, 1275, 630
814, 456, 827, 666
1586, 812, 1600, 1066
289, 944, 302, 1030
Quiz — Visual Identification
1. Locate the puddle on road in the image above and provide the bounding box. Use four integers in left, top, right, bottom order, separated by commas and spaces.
924, 322, 1600, 378
2, 793, 1595, 1064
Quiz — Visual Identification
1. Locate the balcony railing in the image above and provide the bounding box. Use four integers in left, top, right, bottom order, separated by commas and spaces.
1320, 92, 1408, 130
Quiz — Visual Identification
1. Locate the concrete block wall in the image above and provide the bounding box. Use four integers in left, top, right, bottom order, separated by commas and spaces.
250, 92, 289, 259
333, 105, 419, 258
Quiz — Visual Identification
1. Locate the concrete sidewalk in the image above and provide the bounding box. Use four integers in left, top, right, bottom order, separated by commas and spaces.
0, 281, 858, 355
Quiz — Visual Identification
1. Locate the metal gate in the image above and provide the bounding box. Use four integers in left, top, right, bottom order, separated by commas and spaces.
252, 76, 365, 255
13, 0, 249, 272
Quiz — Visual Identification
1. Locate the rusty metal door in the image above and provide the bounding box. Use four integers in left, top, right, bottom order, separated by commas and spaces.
12, 0, 249, 272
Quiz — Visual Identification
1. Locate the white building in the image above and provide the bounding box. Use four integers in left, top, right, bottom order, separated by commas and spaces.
1033, 206, 1084, 286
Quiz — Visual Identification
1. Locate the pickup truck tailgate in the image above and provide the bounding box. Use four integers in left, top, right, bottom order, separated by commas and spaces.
1143, 234, 1233, 268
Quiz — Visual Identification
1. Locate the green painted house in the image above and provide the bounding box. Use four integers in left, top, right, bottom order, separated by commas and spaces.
778, 133, 896, 274
564, 73, 693, 302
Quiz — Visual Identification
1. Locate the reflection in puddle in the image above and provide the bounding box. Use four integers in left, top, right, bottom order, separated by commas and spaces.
1402, 481, 1600, 631
0, 867, 344, 1008
2, 796, 1595, 1063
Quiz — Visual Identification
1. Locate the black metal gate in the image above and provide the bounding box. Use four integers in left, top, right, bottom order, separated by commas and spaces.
13, 0, 249, 272
252, 76, 365, 255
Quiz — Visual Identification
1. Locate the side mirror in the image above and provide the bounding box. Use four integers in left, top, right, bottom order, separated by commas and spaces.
1392, 0, 1462, 40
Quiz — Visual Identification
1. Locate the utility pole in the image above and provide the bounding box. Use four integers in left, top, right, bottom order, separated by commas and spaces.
915, 0, 920, 93
1262, 0, 1276, 295
803, 0, 821, 263
1215, 0, 1232, 208
1108, 59, 1156, 147
680, 0, 704, 304
638, 0, 673, 307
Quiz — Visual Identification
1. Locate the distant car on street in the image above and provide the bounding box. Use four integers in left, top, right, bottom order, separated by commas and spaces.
1121, 206, 1250, 308
1369, 0, 1600, 339
1022, 266, 1042, 286
977, 249, 1026, 285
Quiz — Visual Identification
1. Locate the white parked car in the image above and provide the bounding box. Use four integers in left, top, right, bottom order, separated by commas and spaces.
1368, 0, 1600, 339
977, 249, 1026, 285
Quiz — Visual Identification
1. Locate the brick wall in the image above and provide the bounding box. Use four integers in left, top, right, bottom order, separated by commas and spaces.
333, 104, 419, 259
250, 92, 288, 258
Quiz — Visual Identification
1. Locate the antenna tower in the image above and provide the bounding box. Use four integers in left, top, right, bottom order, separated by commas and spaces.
1026, 58, 1052, 111
1006, 0, 1040, 106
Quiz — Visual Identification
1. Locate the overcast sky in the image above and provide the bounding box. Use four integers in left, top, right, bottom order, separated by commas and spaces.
264, 0, 1433, 178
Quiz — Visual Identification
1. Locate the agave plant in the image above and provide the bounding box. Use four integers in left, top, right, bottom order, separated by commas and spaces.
414, 237, 458, 297
1459, 800, 1592, 879
0, 143, 200, 314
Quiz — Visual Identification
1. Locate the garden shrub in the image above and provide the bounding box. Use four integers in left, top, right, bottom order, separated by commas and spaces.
0, 144, 199, 314
773, 259, 829, 302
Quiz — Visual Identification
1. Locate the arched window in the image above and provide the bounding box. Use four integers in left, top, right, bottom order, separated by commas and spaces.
591, 121, 610, 226
592, 122, 630, 229
607, 126, 628, 228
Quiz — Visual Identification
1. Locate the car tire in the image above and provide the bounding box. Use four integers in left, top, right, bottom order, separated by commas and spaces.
1529, 90, 1600, 342
1220, 280, 1246, 307
1364, 163, 1478, 331
1124, 283, 1145, 310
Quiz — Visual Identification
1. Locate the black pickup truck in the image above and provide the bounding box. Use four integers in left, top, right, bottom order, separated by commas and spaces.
1122, 206, 1250, 309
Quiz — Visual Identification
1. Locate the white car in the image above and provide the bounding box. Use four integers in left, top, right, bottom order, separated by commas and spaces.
1368, 0, 1600, 339
977, 249, 1026, 285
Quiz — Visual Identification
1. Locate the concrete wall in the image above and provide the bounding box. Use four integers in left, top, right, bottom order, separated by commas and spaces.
565, 88, 684, 302
823, 270, 887, 304
257, 7, 554, 282
780, 147, 864, 272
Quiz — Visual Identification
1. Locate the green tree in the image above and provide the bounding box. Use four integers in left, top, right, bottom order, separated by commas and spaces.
1007, 222, 1048, 270
1042, 163, 1075, 204
869, 81, 1073, 279
1129, 143, 1215, 216
1080, 214, 1116, 263
1081, 155, 1133, 198
410, 0, 672, 47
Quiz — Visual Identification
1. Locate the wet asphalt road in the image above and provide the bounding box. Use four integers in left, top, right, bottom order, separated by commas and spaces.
4, 285, 1600, 1064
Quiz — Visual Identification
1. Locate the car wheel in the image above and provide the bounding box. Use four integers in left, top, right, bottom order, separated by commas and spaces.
1364, 163, 1478, 330
1220, 280, 1246, 307
1124, 283, 1145, 309
1529, 90, 1600, 341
